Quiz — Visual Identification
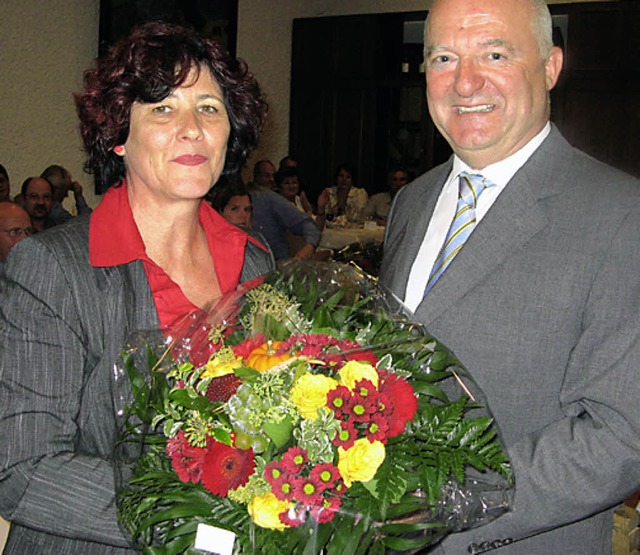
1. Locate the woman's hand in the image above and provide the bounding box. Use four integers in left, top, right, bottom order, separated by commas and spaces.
316, 189, 330, 213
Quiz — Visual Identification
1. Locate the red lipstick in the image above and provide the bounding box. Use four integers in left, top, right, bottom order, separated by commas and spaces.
173, 154, 208, 166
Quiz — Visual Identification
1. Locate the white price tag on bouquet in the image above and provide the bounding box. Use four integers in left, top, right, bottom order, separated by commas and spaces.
194, 523, 236, 555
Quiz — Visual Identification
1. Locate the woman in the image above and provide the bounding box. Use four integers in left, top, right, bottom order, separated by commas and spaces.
0, 22, 273, 554
316, 163, 368, 226
210, 180, 254, 229
276, 166, 313, 215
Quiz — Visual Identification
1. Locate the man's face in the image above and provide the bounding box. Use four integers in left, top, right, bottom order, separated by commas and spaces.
24, 178, 53, 222
255, 162, 276, 190
425, 0, 563, 169
0, 204, 32, 262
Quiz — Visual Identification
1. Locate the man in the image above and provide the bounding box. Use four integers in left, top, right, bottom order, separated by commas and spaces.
0, 202, 32, 274
380, 0, 640, 553
0, 165, 10, 202
248, 177, 320, 261
363, 166, 409, 221
252, 159, 277, 191
21, 177, 54, 232
41, 165, 92, 225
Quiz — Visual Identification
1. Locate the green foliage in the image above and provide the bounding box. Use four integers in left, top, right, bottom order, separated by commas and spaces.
117, 262, 512, 554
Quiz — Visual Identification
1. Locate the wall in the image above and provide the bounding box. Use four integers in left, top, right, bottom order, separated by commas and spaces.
0, 0, 100, 207
0, 0, 607, 202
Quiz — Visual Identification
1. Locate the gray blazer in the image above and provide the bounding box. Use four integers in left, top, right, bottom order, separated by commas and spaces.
0, 215, 274, 554
381, 126, 640, 554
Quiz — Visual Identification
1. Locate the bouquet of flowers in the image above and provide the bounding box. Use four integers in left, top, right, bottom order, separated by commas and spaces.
113, 261, 512, 555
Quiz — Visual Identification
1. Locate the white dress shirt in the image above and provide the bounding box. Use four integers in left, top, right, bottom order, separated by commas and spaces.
404, 123, 551, 311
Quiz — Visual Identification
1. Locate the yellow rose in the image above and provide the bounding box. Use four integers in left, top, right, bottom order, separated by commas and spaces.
338, 360, 379, 390
338, 438, 385, 487
290, 373, 338, 420
201, 355, 243, 379
247, 492, 292, 531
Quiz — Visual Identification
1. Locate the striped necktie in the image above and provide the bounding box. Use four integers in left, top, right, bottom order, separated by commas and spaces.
424, 172, 495, 296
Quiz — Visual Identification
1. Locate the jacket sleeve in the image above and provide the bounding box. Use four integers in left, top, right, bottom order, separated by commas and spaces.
0, 237, 131, 547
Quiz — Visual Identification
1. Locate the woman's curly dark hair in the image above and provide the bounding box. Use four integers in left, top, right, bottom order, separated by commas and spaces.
74, 21, 268, 190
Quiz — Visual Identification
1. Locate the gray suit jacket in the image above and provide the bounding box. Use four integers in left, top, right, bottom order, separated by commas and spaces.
0, 215, 274, 554
381, 126, 640, 554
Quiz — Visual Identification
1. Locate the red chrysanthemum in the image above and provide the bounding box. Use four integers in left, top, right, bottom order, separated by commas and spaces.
264, 460, 287, 486
281, 447, 308, 474
201, 441, 256, 497
292, 476, 323, 506
310, 463, 341, 489
332, 421, 358, 449
280, 505, 307, 528
378, 371, 418, 437
271, 474, 296, 501
233, 334, 266, 358
310, 495, 342, 524
166, 431, 208, 483
365, 413, 390, 442
326, 385, 351, 417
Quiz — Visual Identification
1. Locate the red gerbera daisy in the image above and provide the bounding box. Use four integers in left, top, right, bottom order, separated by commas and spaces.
166, 430, 208, 484
201, 441, 256, 497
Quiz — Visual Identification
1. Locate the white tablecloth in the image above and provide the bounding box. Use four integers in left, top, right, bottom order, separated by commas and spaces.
320, 225, 385, 250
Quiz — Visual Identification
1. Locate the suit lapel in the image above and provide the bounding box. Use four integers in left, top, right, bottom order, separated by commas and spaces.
416, 129, 567, 326
382, 163, 451, 298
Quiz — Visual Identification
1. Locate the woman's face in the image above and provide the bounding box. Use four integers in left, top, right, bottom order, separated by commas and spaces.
221, 194, 252, 227
280, 176, 299, 201
336, 169, 352, 190
119, 66, 231, 205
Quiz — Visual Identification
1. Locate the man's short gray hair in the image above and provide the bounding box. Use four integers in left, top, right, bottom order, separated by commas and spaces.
424, 0, 554, 59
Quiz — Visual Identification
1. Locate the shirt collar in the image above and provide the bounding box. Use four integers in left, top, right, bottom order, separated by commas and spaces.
89, 182, 267, 270
452, 122, 551, 189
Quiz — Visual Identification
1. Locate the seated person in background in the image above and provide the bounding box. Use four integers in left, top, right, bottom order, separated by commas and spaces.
0, 201, 33, 275
41, 165, 92, 225
248, 179, 320, 261
0, 165, 11, 202
21, 176, 54, 232
363, 165, 409, 223
276, 166, 313, 215
252, 159, 277, 191
209, 181, 253, 229
316, 163, 368, 227
278, 155, 297, 170
210, 181, 273, 256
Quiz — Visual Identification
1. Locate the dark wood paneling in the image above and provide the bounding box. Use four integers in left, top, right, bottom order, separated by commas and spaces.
291, 2, 640, 204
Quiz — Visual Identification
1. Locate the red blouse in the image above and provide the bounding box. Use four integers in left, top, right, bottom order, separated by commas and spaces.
89, 183, 265, 330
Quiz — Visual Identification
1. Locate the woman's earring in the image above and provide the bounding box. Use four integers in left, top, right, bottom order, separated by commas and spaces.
114, 145, 125, 156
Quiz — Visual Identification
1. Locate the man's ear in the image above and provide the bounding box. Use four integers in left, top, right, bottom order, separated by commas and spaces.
545, 46, 564, 91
